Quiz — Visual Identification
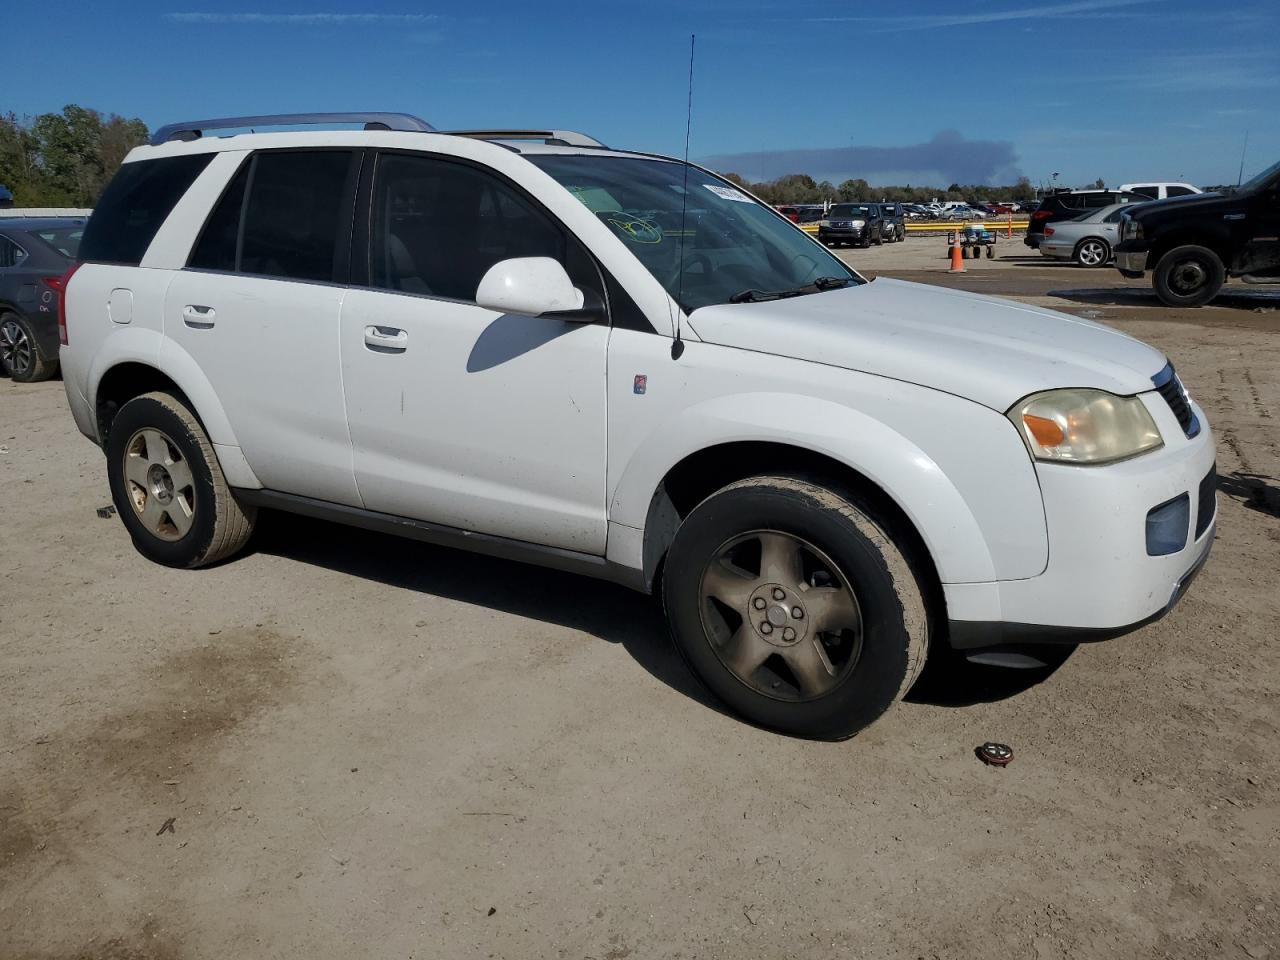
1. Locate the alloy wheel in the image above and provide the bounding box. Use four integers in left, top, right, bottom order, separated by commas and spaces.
1078, 240, 1107, 266
699, 530, 863, 702
122, 427, 196, 541
0, 318, 31, 377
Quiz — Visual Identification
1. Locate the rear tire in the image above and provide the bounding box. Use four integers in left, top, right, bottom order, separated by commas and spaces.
1073, 237, 1111, 267
662, 476, 929, 740
0, 312, 57, 383
1152, 245, 1224, 307
105, 391, 256, 568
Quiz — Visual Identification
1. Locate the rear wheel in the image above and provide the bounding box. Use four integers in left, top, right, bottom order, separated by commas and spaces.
105, 391, 256, 568
0, 312, 57, 383
663, 477, 929, 740
1074, 237, 1110, 267
1153, 245, 1225, 307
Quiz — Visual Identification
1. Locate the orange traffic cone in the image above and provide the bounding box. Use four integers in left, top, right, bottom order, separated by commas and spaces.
949, 239, 966, 273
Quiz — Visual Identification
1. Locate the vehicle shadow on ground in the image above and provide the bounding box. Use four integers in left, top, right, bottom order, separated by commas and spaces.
1048, 286, 1280, 310
252, 512, 1060, 717
250, 511, 728, 716
906, 645, 1076, 707
1218, 471, 1280, 517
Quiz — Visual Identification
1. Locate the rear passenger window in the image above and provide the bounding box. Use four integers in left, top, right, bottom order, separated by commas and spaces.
0, 235, 26, 268
188, 150, 359, 283
369, 153, 568, 302
1167, 186, 1195, 197
80, 153, 213, 265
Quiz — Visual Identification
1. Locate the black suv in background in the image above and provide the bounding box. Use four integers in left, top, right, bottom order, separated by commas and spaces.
1116, 159, 1280, 307
0, 218, 84, 381
878, 203, 905, 242
1025, 189, 1149, 249
818, 203, 883, 247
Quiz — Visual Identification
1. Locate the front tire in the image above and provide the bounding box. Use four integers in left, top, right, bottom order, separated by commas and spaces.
662, 477, 929, 740
1152, 245, 1225, 307
1073, 237, 1110, 267
105, 391, 256, 568
0, 312, 57, 382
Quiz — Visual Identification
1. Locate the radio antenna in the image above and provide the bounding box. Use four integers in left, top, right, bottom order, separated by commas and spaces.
672, 33, 695, 360
1237, 129, 1250, 187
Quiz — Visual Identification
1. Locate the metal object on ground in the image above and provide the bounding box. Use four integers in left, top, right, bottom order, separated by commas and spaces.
976, 742, 1014, 766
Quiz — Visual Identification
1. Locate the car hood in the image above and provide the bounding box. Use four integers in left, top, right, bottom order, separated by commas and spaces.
687, 278, 1166, 411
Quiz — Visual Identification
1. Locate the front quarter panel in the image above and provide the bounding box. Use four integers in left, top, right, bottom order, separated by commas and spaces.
606, 330, 1048, 585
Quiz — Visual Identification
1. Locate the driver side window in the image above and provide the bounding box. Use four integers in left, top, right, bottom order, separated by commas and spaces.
370, 153, 581, 304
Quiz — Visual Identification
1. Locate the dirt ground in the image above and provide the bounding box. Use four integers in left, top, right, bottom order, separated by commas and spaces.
2, 241, 1278, 960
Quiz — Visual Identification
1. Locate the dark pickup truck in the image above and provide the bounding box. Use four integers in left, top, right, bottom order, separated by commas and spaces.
1115, 159, 1280, 307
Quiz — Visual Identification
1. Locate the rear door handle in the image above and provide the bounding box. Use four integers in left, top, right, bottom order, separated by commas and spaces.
182, 304, 216, 329
363, 325, 408, 353
1224, 213, 1247, 221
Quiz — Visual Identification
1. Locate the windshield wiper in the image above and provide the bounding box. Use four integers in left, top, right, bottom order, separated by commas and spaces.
728, 288, 784, 303
812, 276, 852, 290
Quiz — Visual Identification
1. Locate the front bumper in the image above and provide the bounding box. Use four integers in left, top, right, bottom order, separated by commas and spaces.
819, 227, 866, 242
945, 392, 1217, 648
1115, 249, 1150, 273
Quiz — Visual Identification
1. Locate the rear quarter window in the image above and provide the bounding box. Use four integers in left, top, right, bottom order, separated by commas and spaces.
79, 154, 213, 265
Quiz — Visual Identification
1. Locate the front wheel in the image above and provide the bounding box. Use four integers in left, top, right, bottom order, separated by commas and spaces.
105, 391, 256, 568
1152, 245, 1225, 307
1074, 237, 1110, 267
662, 477, 929, 740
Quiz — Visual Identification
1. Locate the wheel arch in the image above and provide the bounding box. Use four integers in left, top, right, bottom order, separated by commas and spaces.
1148, 228, 1232, 269
89, 336, 261, 488
638, 440, 947, 619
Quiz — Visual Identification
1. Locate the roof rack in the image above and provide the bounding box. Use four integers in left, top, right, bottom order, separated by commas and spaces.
150, 112, 436, 146
445, 129, 609, 149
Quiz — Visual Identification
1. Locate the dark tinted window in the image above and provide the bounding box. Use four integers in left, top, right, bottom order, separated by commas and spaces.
1167, 186, 1196, 197
1128, 185, 1160, 199
240, 151, 357, 282
189, 162, 250, 272
370, 153, 568, 302
80, 154, 213, 265
0, 234, 26, 268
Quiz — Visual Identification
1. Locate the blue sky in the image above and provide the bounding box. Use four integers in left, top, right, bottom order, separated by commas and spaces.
13, 0, 1280, 189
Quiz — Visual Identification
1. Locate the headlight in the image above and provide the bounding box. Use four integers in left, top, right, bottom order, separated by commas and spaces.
818, 219, 830, 227
1008, 388, 1163, 464
1121, 217, 1143, 241
851, 219, 865, 228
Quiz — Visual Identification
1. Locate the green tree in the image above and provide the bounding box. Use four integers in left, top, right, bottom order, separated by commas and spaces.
0, 105, 148, 206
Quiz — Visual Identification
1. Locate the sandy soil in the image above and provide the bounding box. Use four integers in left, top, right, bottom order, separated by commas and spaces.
2, 246, 1278, 960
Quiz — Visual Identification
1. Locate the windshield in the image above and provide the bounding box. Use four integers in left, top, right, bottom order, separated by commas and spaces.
1239, 159, 1280, 195
830, 204, 875, 218
33, 227, 83, 259
528, 155, 859, 313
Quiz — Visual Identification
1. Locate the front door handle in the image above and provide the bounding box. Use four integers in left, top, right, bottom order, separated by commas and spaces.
182, 304, 216, 329
1224, 213, 1247, 221
363, 325, 408, 353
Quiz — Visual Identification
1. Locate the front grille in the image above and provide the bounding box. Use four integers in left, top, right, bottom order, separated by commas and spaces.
1195, 465, 1217, 538
1152, 363, 1200, 438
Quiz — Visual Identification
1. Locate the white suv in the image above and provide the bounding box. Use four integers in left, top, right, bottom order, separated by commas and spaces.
60, 113, 1217, 739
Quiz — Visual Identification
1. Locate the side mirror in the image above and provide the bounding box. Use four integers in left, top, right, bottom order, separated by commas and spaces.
475, 257, 601, 322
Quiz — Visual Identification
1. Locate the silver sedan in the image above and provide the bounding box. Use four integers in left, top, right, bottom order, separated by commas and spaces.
1039, 203, 1128, 267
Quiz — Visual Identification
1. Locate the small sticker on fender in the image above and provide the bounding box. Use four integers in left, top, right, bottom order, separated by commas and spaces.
633, 375, 647, 395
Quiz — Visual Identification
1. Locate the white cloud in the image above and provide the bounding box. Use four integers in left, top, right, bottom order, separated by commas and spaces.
804, 0, 1154, 30
165, 12, 439, 25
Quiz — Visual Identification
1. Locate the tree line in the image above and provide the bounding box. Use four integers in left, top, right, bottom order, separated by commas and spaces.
0, 106, 149, 207
719, 171, 1044, 205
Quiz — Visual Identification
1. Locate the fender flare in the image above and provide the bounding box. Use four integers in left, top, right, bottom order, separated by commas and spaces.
87, 329, 262, 488
608, 392, 1002, 586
